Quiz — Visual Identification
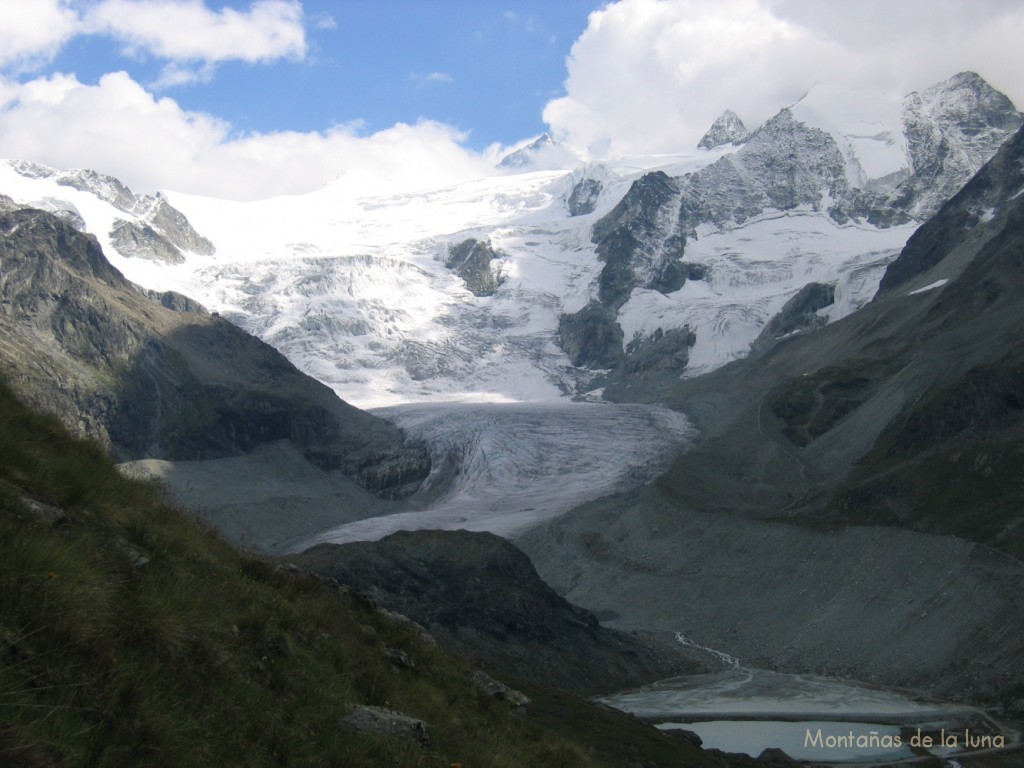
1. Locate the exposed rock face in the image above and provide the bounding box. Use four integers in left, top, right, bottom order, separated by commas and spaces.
698, 109, 749, 149
752, 281, 836, 353
567, 177, 602, 216
901, 71, 1023, 218
557, 73, 1021, 374
0, 204, 429, 497
109, 220, 186, 264
522, 124, 1024, 718
294, 529, 707, 695
592, 171, 686, 307
622, 326, 696, 376
136, 195, 216, 255
469, 670, 530, 707
557, 172, 686, 368
446, 238, 503, 296
54, 166, 136, 211
557, 301, 624, 369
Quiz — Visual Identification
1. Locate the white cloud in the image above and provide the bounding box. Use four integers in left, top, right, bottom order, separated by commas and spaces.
151, 61, 217, 89
0, 71, 495, 200
83, 0, 307, 63
409, 71, 455, 87
0, 0, 79, 69
545, 0, 1024, 159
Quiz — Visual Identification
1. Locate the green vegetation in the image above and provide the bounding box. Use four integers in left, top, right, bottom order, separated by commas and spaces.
0, 378, 717, 767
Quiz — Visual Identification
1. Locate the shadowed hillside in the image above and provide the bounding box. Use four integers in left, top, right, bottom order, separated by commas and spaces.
0, 376, 754, 767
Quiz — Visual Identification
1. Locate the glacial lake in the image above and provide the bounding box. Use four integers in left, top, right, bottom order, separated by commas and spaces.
600, 651, 1017, 764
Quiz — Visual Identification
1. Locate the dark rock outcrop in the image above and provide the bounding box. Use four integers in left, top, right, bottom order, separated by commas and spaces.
557, 301, 624, 369
0, 204, 429, 497
446, 238, 503, 297
591, 171, 684, 308
567, 177, 602, 216
341, 706, 429, 746
622, 326, 696, 376
109, 219, 186, 264
139, 195, 216, 256
294, 529, 706, 695
752, 281, 836, 353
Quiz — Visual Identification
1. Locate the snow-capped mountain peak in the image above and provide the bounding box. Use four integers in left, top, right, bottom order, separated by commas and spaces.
697, 109, 749, 150
0, 73, 1019, 407
498, 133, 580, 172
789, 83, 908, 188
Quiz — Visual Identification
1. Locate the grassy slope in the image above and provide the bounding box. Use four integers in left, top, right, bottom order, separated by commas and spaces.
0, 377, 725, 768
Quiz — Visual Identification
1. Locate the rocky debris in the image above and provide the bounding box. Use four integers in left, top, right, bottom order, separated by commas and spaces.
377, 608, 438, 648
144, 289, 207, 314
115, 536, 150, 569
384, 648, 416, 670
469, 670, 530, 708
446, 238, 503, 297
341, 705, 429, 746
293, 529, 707, 695
17, 497, 69, 527
698, 109, 749, 149
0, 193, 20, 213
567, 177, 603, 216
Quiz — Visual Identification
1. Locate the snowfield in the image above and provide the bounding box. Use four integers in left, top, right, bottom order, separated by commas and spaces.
0, 147, 915, 407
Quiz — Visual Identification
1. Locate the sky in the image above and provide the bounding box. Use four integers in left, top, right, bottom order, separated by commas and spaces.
0, 0, 1022, 201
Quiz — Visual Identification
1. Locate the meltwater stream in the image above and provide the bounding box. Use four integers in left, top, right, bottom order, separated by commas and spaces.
293, 401, 695, 549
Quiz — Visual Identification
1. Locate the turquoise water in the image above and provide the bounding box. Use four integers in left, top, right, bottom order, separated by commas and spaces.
656, 720, 914, 763
600, 665, 1008, 763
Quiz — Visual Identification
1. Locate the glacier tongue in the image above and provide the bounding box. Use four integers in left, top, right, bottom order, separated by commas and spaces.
289, 400, 695, 550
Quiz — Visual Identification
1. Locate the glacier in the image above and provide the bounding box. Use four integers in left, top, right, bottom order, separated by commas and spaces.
0, 151, 915, 407
0, 74, 1017, 412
